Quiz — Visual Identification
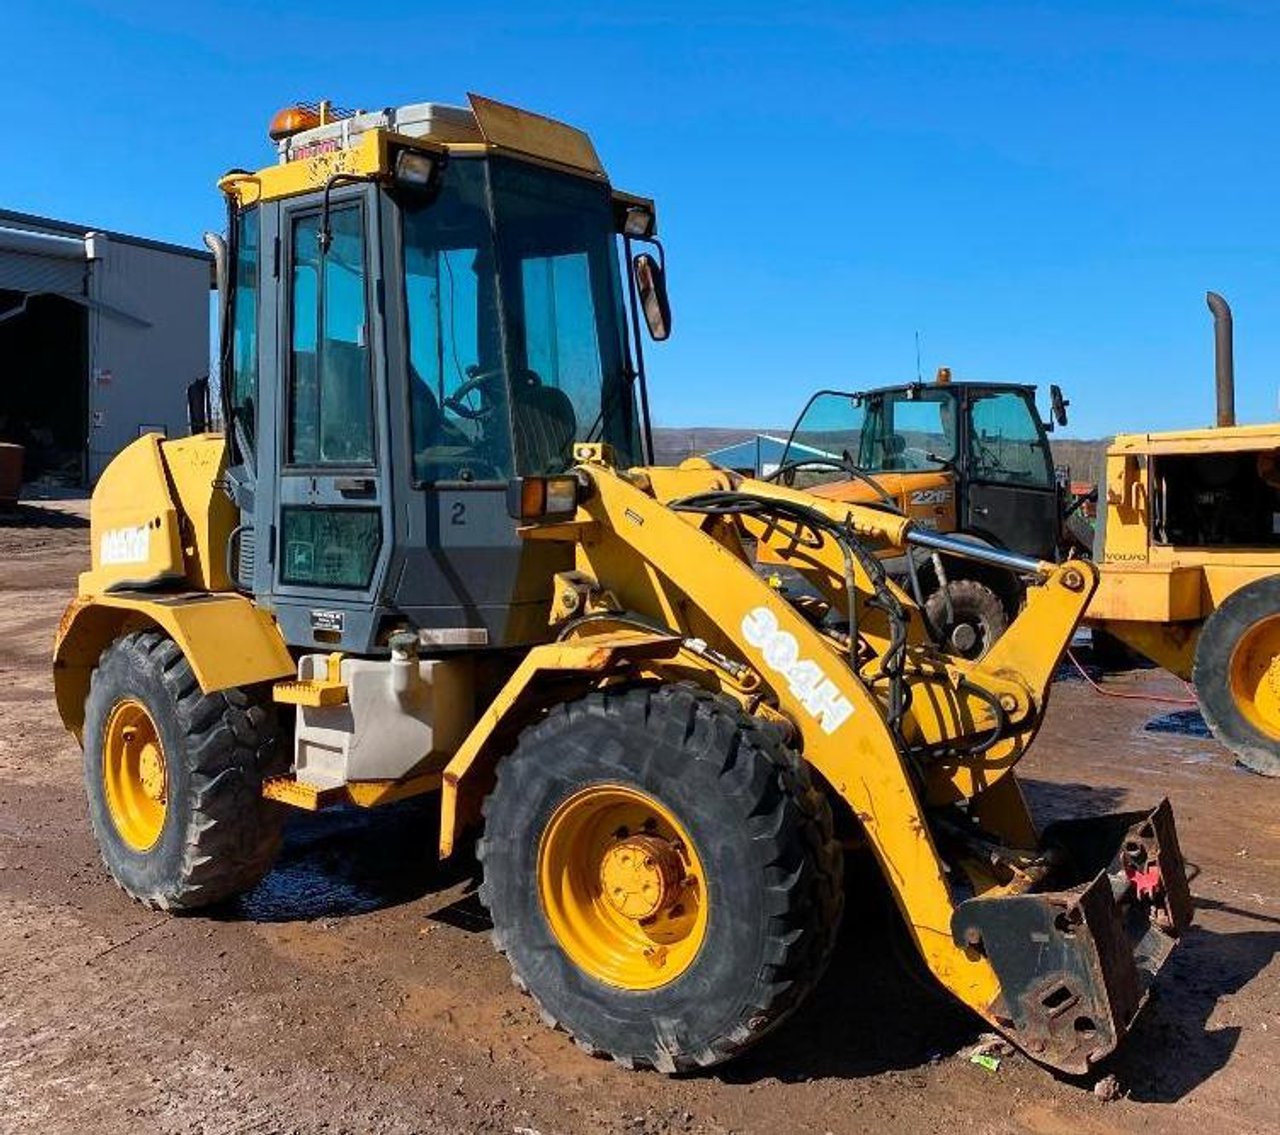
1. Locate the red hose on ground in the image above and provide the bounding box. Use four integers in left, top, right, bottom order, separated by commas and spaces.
1064, 648, 1198, 707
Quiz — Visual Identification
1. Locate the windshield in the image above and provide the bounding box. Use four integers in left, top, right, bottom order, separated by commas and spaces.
403, 157, 639, 483
781, 391, 864, 486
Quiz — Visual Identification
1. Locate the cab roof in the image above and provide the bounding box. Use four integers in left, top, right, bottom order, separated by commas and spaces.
221, 93, 620, 209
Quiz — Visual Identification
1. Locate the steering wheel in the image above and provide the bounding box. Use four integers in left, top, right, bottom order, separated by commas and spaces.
763, 456, 847, 486
444, 366, 505, 421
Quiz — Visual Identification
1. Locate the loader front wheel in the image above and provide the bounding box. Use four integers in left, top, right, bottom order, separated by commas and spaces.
83, 630, 286, 908
1193, 576, 1280, 776
478, 683, 843, 1071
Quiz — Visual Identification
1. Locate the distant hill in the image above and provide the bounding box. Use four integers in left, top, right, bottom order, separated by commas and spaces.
654, 426, 1110, 487
651, 427, 786, 468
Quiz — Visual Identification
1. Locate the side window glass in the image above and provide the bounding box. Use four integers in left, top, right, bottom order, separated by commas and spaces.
288, 206, 374, 465
970, 392, 1052, 487
229, 208, 259, 446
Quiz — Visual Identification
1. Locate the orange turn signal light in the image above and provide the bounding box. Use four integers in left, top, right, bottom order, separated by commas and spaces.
507, 475, 580, 522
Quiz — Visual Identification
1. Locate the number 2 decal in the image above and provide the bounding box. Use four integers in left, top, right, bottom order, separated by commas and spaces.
450, 502, 467, 526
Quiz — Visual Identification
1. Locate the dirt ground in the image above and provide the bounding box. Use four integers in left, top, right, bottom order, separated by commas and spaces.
1, 503, 1277, 1135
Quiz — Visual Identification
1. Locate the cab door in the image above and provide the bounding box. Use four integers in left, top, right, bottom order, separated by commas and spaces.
267, 190, 393, 652
963, 388, 1059, 559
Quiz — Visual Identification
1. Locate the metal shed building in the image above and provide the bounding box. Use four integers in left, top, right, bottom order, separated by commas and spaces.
704, 434, 837, 479
0, 209, 211, 486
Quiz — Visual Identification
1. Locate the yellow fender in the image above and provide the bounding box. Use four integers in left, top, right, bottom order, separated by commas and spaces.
438, 631, 682, 856
54, 592, 296, 739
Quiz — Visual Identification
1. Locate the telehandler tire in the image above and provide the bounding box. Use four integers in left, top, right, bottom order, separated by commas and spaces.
477, 683, 843, 1071
925, 578, 1007, 660
1193, 577, 1280, 776
83, 630, 286, 908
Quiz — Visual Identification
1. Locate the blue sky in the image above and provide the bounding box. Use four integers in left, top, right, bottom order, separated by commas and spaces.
5, 1, 1278, 436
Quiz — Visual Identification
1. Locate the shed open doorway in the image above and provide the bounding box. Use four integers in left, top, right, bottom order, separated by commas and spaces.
0, 289, 89, 484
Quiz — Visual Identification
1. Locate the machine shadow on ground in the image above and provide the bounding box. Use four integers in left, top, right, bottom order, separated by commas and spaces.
1110, 903, 1280, 1103
225, 798, 468, 924
0, 502, 89, 529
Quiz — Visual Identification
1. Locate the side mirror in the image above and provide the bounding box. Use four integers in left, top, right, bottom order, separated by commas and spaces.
1050, 383, 1069, 428
633, 253, 671, 341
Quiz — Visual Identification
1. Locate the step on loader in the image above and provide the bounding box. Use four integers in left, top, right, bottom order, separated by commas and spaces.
54, 95, 1191, 1076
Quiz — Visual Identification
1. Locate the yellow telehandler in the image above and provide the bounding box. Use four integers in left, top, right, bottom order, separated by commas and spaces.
53, 95, 1190, 1076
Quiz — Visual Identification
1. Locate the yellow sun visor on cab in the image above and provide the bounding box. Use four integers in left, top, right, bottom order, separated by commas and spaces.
467, 93, 607, 179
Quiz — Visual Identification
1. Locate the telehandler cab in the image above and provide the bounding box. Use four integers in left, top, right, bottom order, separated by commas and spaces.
54, 95, 1190, 1076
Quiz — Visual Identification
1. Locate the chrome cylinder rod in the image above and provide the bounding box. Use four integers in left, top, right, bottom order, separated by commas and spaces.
905, 527, 1046, 576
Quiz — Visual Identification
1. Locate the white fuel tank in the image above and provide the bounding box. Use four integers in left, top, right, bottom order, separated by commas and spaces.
291, 653, 474, 789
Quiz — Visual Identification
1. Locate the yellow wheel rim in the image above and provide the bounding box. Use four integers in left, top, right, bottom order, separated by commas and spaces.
102, 698, 168, 852
1229, 615, 1280, 741
537, 785, 708, 990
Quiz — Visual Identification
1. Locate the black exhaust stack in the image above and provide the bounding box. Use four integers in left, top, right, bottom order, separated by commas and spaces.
1206, 291, 1235, 428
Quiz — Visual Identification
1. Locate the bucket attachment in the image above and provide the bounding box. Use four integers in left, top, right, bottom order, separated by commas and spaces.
952, 799, 1192, 1075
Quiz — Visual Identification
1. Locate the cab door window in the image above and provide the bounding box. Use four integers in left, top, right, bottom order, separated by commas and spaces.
968, 391, 1052, 487
288, 205, 374, 465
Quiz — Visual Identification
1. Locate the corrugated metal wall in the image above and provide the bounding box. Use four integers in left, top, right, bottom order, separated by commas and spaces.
86, 240, 210, 481
0, 249, 86, 295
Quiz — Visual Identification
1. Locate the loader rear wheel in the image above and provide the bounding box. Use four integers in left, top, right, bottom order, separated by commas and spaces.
478, 683, 843, 1071
83, 630, 286, 908
1193, 577, 1280, 776
925, 578, 1008, 660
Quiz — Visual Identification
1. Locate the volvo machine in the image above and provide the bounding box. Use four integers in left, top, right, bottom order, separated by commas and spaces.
1087, 292, 1280, 776
54, 96, 1191, 1076
772, 376, 1092, 658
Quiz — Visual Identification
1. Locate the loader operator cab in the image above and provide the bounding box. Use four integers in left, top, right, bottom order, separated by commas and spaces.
217, 97, 668, 656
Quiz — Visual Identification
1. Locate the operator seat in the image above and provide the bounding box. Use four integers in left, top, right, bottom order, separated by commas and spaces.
511, 370, 576, 475
881, 434, 908, 470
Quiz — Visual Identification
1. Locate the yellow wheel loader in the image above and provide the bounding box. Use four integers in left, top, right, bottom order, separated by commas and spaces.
1088, 292, 1280, 776
54, 95, 1191, 1076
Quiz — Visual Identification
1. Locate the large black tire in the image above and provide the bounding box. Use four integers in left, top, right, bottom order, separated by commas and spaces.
925, 577, 1008, 660
1192, 578, 1280, 776
83, 630, 287, 909
477, 683, 843, 1072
